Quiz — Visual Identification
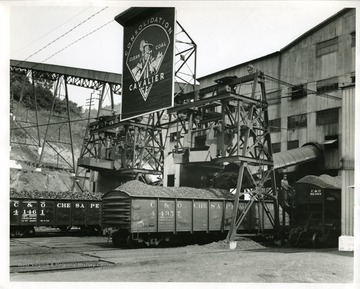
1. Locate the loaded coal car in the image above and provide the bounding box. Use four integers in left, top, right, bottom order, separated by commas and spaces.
10, 189, 102, 237
102, 180, 276, 247
288, 175, 341, 247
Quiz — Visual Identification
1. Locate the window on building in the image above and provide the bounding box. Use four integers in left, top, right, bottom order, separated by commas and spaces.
267, 89, 281, 105
287, 140, 299, 150
350, 31, 356, 47
291, 84, 307, 99
170, 132, 180, 142
324, 135, 339, 149
271, 142, 281, 153
316, 108, 339, 126
316, 37, 339, 57
269, 118, 281, 133
316, 77, 339, 94
288, 114, 307, 129
194, 135, 206, 147
351, 75, 355, 84
167, 174, 175, 187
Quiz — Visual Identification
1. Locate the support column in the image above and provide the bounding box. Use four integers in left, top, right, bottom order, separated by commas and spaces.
338, 85, 355, 251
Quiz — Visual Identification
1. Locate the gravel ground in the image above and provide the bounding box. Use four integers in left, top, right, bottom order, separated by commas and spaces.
8, 235, 355, 283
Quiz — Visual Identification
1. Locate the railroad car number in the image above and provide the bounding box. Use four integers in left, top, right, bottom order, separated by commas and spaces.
12, 201, 19, 216
159, 210, 174, 217
310, 189, 322, 196
23, 209, 36, 215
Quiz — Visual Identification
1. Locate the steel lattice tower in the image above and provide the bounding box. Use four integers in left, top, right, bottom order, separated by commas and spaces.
167, 70, 280, 242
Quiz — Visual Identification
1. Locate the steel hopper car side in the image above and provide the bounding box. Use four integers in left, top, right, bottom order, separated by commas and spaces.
10, 196, 102, 237
289, 175, 341, 247
102, 180, 278, 247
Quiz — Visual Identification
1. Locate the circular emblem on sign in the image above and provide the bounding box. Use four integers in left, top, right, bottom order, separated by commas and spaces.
126, 24, 170, 101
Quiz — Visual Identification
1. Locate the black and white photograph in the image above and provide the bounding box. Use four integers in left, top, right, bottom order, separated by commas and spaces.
1, 0, 359, 287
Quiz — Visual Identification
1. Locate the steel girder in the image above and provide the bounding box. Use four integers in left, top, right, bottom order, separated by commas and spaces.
37, 75, 76, 172
74, 21, 198, 191
10, 60, 122, 173
167, 71, 279, 240
10, 70, 77, 172
75, 111, 166, 192
10, 62, 122, 94
174, 21, 198, 98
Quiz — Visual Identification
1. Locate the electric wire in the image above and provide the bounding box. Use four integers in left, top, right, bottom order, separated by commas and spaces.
10, 116, 98, 131
228, 74, 343, 101
263, 74, 342, 101
42, 19, 114, 63
10, 69, 346, 128
14, 7, 92, 55
11, 6, 112, 78
23, 7, 109, 62
11, 22, 350, 133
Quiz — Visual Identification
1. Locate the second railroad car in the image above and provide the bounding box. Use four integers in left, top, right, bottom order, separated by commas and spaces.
102, 180, 276, 247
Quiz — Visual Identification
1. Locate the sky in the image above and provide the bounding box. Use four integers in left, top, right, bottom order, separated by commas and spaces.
3, 0, 359, 108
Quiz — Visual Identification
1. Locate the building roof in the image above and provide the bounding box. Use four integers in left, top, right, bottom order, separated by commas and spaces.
197, 52, 280, 81
280, 8, 353, 52
197, 8, 353, 81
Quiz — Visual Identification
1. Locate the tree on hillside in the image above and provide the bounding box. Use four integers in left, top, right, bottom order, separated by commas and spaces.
10, 72, 83, 115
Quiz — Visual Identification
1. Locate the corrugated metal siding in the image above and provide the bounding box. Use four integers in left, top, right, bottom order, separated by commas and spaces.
340, 86, 355, 237
341, 86, 355, 164
102, 192, 131, 228
341, 170, 354, 236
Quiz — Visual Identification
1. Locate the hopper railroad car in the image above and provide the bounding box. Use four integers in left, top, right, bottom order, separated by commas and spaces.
10, 198, 101, 237
102, 181, 277, 247
289, 175, 341, 247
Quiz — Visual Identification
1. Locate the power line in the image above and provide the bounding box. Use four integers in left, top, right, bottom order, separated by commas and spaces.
23, 6, 109, 62
195, 72, 345, 101
10, 116, 97, 131
42, 19, 114, 63
11, 18, 115, 79
263, 73, 342, 101
14, 7, 93, 55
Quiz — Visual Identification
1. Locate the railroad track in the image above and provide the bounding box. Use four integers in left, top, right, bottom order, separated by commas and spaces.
10, 260, 114, 273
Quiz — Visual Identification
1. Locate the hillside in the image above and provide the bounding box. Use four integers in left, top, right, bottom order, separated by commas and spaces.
10, 100, 90, 195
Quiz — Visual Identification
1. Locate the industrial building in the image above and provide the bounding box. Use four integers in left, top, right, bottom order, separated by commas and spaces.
183, 8, 355, 250
90, 7, 356, 250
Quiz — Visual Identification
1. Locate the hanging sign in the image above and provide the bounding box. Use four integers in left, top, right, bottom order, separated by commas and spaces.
116, 8, 175, 120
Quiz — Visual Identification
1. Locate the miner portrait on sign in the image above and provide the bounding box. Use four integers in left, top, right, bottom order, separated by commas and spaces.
119, 7, 175, 120
132, 40, 163, 82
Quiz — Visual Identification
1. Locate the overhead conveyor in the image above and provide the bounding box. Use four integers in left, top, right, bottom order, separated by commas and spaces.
273, 143, 322, 170
10, 59, 122, 94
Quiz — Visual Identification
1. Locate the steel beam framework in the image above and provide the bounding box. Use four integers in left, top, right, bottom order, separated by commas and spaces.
167, 71, 279, 240
10, 70, 76, 171
9, 24, 279, 242
74, 21, 197, 191
10, 61, 121, 172
174, 21, 197, 98
77, 112, 165, 171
